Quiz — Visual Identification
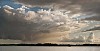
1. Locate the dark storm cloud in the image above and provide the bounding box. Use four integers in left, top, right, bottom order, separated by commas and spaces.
83, 16, 100, 21
13, 0, 100, 10
0, 5, 74, 40
14, 0, 100, 21
13, 0, 71, 6
75, 0, 100, 21
82, 26, 100, 32
13, 0, 83, 11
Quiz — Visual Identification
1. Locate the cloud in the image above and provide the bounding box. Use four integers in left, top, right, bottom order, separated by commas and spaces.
13, 0, 100, 16
82, 26, 100, 32
13, 0, 82, 13
83, 16, 100, 21
13, 0, 71, 6
0, 5, 85, 40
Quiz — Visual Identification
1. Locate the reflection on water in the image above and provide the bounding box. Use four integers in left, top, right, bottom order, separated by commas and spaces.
0, 46, 100, 51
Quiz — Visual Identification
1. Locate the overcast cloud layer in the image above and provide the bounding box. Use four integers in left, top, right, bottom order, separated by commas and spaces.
14, 0, 100, 21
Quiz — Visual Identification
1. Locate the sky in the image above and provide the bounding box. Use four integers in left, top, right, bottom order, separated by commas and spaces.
0, 0, 100, 42
0, 0, 80, 40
